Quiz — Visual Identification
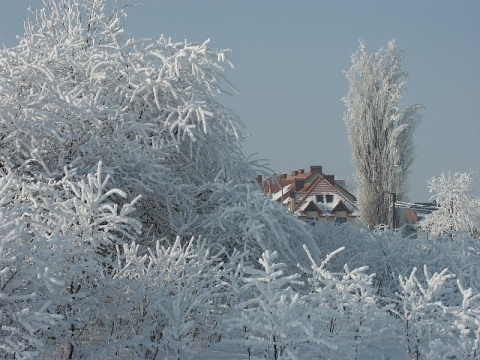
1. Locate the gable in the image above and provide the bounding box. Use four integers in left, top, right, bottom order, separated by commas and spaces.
305, 201, 321, 212
333, 202, 349, 212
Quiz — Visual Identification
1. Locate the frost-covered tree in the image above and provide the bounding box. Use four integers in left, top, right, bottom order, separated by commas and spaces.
234, 250, 322, 360
343, 40, 422, 228
0, 0, 317, 266
0, 0, 245, 241
421, 171, 479, 237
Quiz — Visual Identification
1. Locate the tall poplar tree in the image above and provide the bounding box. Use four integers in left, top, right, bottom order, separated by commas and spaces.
343, 40, 422, 228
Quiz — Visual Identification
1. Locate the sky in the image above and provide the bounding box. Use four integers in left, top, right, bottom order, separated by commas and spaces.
1, 0, 479, 201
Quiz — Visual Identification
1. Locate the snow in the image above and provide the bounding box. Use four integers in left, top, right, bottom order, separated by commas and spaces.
271, 184, 292, 202
187, 343, 249, 359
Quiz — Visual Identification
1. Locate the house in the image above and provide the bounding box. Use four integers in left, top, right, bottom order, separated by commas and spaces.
402, 202, 438, 238
257, 165, 359, 224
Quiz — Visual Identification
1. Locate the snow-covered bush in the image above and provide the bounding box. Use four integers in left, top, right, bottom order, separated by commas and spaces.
310, 221, 480, 299
393, 266, 456, 359
0, 175, 62, 359
4, 162, 141, 358
308, 221, 480, 358
436, 281, 480, 359
232, 250, 309, 359
111, 236, 226, 359
301, 246, 398, 359
226, 247, 397, 359
390, 266, 480, 359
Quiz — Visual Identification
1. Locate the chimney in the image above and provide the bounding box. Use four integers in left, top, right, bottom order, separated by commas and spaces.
289, 191, 295, 212
325, 175, 335, 185
294, 178, 305, 191
310, 165, 322, 174
282, 174, 287, 179
256, 175, 263, 186
300, 169, 304, 174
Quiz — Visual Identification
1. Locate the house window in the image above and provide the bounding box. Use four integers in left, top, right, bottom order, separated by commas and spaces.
316, 194, 324, 203
306, 217, 317, 225
326, 195, 334, 203
335, 217, 347, 224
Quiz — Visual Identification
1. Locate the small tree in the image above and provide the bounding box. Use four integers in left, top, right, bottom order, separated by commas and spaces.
421, 171, 479, 237
302, 245, 397, 359
235, 250, 309, 359
343, 40, 422, 228
392, 266, 456, 359
113, 236, 225, 359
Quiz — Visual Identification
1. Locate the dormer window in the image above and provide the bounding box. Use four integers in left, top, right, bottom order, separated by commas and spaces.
316, 194, 324, 203
326, 195, 334, 203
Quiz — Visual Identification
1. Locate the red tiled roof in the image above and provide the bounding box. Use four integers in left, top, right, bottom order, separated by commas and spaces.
266, 167, 358, 218
292, 177, 358, 215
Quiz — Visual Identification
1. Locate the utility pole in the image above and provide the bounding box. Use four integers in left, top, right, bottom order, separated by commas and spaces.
391, 192, 397, 229
384, 191, 397, 229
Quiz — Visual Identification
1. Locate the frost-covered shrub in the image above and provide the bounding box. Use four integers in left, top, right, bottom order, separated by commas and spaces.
222, 248, 324, 358
3, 163, 141, 358
309, 220, 480, 358
310, 221, 480, 299
110, 236, 226, 359
434, 281, 480, 359
390, 266, 480, 359
392, 266, 457, 359
0, 175, 62, 359
301, 246, 398, 359
226, 247, 399, 360
201, 182, 319, 264
232, 250, 305, 359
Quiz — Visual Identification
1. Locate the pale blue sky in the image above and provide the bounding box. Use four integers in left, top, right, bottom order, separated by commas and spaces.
1, 1, 479, 201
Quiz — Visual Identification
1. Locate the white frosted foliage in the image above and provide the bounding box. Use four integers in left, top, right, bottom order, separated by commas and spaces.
422, 171, 479, 237
343, 40, 422, 227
